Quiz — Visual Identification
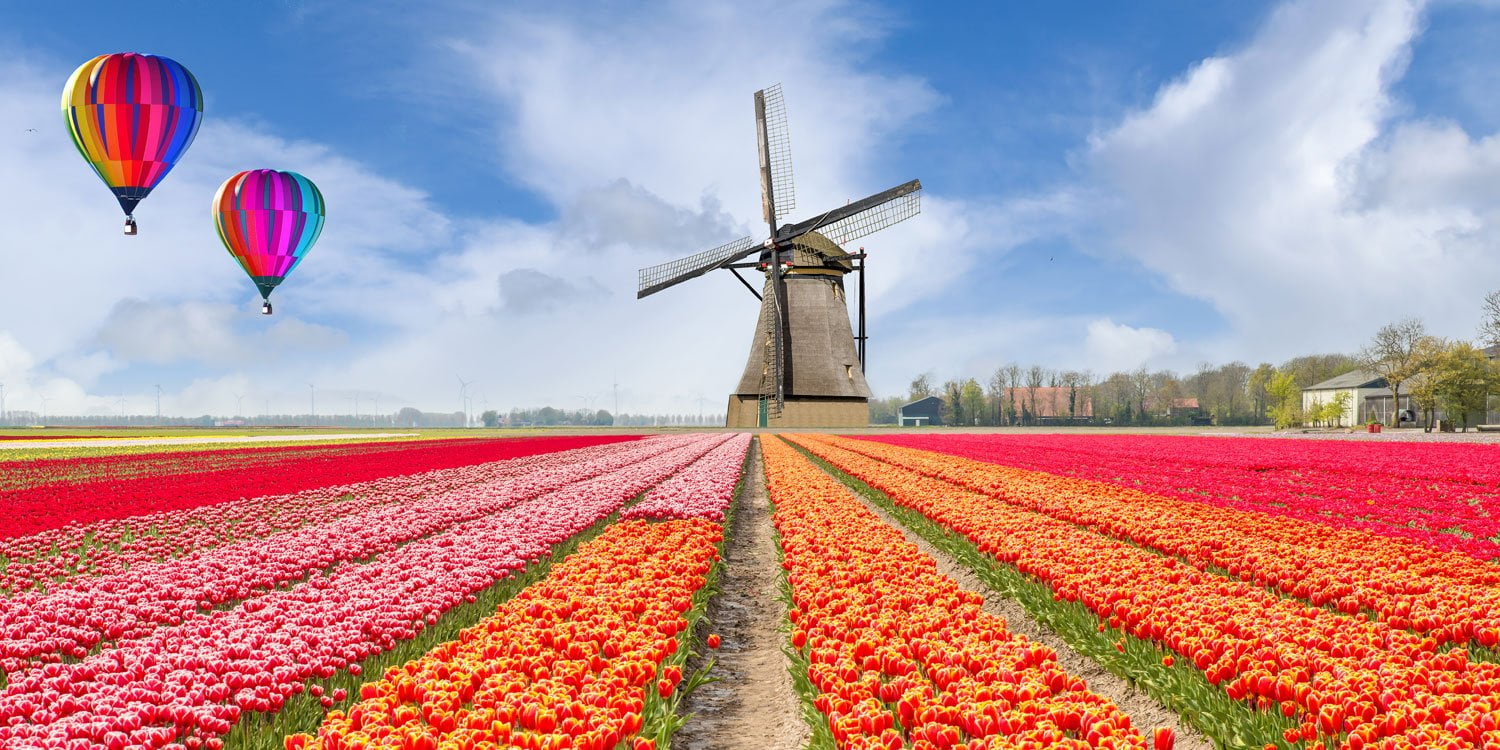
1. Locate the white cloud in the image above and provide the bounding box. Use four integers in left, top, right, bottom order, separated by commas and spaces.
1083, 319, 1178, 373
1085, 0, 1500, 362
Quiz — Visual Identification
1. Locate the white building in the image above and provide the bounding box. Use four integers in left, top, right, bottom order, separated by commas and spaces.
1301, 370, 1393, 427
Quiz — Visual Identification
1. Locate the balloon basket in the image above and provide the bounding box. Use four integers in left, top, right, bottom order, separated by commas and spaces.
123, 217, 137, 236
261, 301, 273, 315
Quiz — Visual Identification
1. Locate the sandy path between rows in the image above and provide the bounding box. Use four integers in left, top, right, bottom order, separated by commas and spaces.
844, 484, 1214, 750
675, 439, 808, 750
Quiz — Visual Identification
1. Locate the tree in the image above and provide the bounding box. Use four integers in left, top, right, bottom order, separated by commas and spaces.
592, 409, 614, 426
1482, 289, 1500, 348
1129, 367, 1152, 423
1406, 336, 1450, 430
1358, 319, 1428, 427
1060, 371, 1082, 418
942, 380, 965, 425
1433, 342, 1499, 431
480, 409, 500, 428
1025, 366, 1046, 425
1266, 370, 1301, 428
1326, 391, 1353, 427
396, 407, 423, 428
960, 379, 986, 426
1247, 363, 1275, 423
1280, 354, 1359, 388
1004, 364, 1022, 425
868, 396, 903, 425
909, 373, 935, 402
987, 367, 1009, 425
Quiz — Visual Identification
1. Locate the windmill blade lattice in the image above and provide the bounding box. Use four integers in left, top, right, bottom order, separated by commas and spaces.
760, 84, 795, 217
637, 235, 759, 298
808, 185, 921, 248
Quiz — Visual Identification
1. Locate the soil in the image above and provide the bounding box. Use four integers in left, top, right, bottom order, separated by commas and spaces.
847, 487, 1215, 750
674, 439, 808, 750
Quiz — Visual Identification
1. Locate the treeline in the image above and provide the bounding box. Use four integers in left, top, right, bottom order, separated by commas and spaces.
870, 355, 1358, 427
874, 305, 1500, 429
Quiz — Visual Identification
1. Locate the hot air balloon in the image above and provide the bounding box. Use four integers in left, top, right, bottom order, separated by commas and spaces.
62, 53, 204, 235
213, 170, 325, 315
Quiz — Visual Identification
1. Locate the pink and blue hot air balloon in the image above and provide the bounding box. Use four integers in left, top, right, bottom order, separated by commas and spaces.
212, 170, 325, 315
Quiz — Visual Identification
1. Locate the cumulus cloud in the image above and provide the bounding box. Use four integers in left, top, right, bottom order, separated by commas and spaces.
1084, 0, 1500, 362
1083, 319, 1178, 373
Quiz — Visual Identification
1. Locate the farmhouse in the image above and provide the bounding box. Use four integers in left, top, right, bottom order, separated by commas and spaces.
898, 396, 943, 426
1302, 370, 1393, 427
1303, 346, 1500, 427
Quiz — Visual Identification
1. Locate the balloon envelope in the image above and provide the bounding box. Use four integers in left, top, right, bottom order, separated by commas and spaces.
62, 53, 204, 217
213, 170, 326, 301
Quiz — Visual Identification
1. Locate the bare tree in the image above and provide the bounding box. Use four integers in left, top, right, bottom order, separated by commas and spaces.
908, 373, 935, 402
1004, 363, 1022, 425
987, 366, 1009, 425
1059, 370, 1082, 418
1482, 289, 1500, 348
1025, 365, 1045, 424
1129, 367, 1152, 422
1358, 318, 1428, 427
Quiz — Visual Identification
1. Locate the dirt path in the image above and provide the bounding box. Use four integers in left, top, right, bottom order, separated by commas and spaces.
675, 439, 807, 750
847, 487, 1214, 750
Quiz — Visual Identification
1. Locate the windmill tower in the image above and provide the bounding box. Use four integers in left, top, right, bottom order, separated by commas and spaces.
636, 85, 921, 427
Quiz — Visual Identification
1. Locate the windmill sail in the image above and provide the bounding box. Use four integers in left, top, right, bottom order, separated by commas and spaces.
755, 84, 795, 227
637, 236, 759, 299
778, 179, 922, 247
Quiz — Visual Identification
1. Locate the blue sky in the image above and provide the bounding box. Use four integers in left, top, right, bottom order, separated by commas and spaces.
2, 0, 1499, 417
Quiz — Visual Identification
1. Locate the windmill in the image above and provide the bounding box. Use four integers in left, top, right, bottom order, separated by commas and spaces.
636, 84, 921, 427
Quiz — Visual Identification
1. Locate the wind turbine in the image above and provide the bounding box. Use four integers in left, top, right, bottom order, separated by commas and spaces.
154, 385, 162, 425
234, 393, 244, 418
308, 383, 316, 426
457, 376, 473, 428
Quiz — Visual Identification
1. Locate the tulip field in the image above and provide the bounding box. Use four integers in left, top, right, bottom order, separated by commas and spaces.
2, 430, 1499, 749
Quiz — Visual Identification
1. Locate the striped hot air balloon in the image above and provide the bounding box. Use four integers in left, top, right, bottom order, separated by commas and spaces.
213, 170, 326, 315
62, 53, 205, 235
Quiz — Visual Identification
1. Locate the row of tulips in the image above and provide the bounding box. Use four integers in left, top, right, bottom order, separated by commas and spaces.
621, 433, 751, 523
0, 434, 733, 748
826, 436, 1500, 648
0, 435, 639, 542
792, 434, 1500, 749
762, 436, 1155, 750
0, 439, 649, 596
0, 435, 722, 677
861, 434, 1500, 559
0, 437, 436, 490
288, 518, 724, 750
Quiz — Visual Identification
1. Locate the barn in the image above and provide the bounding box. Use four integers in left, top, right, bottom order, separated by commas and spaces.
898, 396, 943, 427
